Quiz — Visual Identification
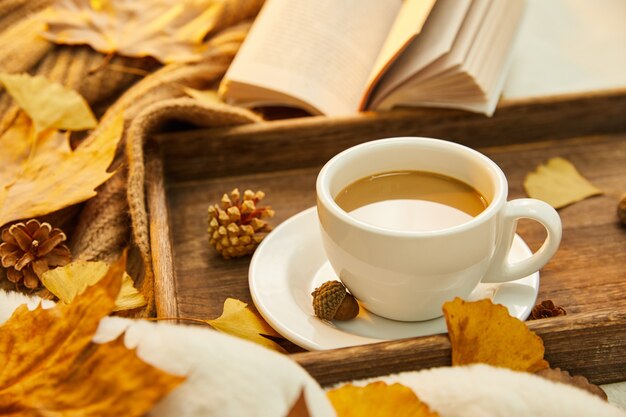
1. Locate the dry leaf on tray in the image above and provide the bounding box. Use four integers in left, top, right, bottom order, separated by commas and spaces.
529, 300, 566, 320
0, 72, 97, 133
42, 0, 225, 64
0, 111, 123, 226
327, 381, 440, 417
41, 250, 146, 312
535, 367, 607, 401
443, 297, 549, 372
0, 262, 184, 417
524, 157, 602, 209
207, 298, 286, 353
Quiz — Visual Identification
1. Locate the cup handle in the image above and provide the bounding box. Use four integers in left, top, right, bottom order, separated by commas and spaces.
482, 199, 562, 283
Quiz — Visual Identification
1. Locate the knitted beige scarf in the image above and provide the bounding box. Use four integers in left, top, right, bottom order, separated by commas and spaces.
0, 0, 265, 316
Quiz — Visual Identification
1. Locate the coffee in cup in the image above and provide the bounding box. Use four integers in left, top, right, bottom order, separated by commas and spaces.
335, 170, 488, 232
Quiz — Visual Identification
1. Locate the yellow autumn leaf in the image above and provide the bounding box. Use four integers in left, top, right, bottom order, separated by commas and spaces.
115, 275, 147, 311
0, 72, 97, 133
327, 382, 440, 417
41, 257, 146, 312
207, 298, 286, 353
0, 260, 184, 417
0, 111, 123, 226
524, 157, 602, 209
184, 87, 223, 106
42, 0, 225, 64
89, 0, 109, 11
443, 297, 549, 373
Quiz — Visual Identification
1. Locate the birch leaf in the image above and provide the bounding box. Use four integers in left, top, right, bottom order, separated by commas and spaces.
42, 0, 224, 64
0, 72, 97, 133
327, 382, 440, 417
41, 254, 146, 312
207, 298, 286, 353
0, 264, 184, 416
0, 112, 123, 226
524, 157, 602, 209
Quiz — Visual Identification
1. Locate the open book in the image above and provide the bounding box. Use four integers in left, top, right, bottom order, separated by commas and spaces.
219, 0, 525, 117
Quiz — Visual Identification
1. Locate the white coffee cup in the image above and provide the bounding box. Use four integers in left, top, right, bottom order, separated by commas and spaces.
316, 137, 562, 321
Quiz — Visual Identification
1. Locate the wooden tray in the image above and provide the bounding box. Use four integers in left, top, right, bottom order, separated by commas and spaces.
146, 90, 626, 386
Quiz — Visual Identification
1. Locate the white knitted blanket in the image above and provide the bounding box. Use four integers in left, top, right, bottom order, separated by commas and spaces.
1, 291, 623, 417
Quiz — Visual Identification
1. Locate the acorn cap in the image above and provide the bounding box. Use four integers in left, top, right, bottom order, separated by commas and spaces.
312, 281, 348, 320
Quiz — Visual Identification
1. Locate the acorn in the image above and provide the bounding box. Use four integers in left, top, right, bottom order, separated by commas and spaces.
311, 280, 359, 321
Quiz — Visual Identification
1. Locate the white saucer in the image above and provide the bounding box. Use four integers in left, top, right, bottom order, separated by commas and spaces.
249, 207, 539, 351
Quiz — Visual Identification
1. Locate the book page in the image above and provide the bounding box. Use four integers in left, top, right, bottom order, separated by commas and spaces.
376, 0, 524, 116
221, 0, 401, 116
367, 0, 471, 108
359, 0, 437, 108
463, 0, 521, 92
410, 0, 491, 84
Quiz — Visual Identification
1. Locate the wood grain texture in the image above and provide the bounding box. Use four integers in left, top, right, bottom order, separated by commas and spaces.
145, 144, 179, 318
156, 88, 626, 182
293, 309, 626, 387
147, 100, 626, 385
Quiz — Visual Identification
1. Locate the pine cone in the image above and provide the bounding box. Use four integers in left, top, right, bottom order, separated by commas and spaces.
208, 188, 274, 259
0, 219, 72, 289
530, 300, 566, 320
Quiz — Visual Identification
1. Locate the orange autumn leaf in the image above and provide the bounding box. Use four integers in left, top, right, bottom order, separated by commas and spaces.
327, 381, 440, 417
0, 262, 184, 416
284, 389, 311, 417
443, 297, 549, 372
42, 0, 225, 64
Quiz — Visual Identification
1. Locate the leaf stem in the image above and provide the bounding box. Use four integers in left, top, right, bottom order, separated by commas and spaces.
107, 64, 151, 77
144, 316, 210, 326
88, 52, 115, 75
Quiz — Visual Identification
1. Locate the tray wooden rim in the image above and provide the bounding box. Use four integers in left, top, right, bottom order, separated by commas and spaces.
146, 90, 626, 386
157, 86, 626, 146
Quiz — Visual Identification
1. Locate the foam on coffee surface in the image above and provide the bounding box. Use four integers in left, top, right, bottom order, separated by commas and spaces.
349, 199, 474, 232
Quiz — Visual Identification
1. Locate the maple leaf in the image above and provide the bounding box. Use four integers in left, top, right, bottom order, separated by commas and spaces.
42, 0, 225, 64
443, 297, 549, 373
0, 111, 123, 227
327, 381, 440, 417
207, 298, 286, 353
524, 157, 602, 209
41, 250, 146, 312
0, 261, 184, 416
0, 72, 97, 133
